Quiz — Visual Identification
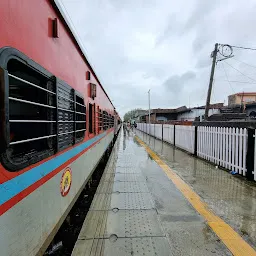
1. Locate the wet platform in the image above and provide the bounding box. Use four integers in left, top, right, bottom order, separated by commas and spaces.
72, 128, 256, 256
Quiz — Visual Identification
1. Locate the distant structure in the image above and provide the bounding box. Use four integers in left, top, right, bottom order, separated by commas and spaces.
228, 92, 256, 106
208, 92, 256, 121
137, 104, 223, 123
178, 103, 223, 122
136, 92, 256, 124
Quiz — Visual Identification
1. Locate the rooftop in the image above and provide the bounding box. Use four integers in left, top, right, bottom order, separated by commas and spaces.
138, 103, 224, 117
229, 92, 256, 97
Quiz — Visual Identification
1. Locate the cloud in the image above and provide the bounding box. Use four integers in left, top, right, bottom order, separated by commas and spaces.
60, 0, 256, 118
163, 71, 196, 93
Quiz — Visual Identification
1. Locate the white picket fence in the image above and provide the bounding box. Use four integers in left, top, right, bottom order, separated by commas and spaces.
197, 127, 247, 176
136, 123, 255, 180
175, 125, 195, 153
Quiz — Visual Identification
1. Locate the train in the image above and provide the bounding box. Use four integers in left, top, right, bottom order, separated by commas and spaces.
0, 1, 121, 255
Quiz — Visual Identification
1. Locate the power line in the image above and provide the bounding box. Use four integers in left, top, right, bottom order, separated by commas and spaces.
214, 80, 256, 84
228, 45, 256, 51
223, 61, 256, 82
232, 57, 256, 70
221, 62, 235, 93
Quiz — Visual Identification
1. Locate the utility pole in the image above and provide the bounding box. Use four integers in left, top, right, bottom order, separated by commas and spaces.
205, 43, 218, 120
148, 89, 151, 134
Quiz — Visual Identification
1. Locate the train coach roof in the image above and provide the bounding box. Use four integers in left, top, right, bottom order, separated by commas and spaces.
51, 0, 114, 109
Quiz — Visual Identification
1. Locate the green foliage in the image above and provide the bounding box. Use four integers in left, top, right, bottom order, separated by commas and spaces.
123, 108, 142, 122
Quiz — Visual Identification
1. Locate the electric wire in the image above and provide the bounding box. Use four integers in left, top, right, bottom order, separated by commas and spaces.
229, 45, 256, 51
219, 44, 256, 51
214, 80, 256, 84
221, 62, 235, 93
223, 61, 256, 82
232, 57, 256, 70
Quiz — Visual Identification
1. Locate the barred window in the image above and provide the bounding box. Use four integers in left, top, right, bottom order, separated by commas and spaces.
102, 111, 108, 130
0, 56, 86, 171
97, 108, 103, 132
0, 59, 57, 171
110, 115, 114, 127
75, 94, 86, 141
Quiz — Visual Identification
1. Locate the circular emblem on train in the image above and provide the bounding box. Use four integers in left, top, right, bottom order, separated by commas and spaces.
60, 168, 72, 197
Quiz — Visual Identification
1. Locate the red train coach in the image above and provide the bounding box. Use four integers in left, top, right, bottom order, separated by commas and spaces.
0, 1, 120, 255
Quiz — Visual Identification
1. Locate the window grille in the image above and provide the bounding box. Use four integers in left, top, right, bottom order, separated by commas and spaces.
0, 57, 86, 171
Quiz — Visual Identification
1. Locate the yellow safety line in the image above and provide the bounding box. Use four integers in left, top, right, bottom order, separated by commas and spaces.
135, 136, 256, 256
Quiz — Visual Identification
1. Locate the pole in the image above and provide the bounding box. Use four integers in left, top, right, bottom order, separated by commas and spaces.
148, 89, 151, 134
205, 43, 218, 120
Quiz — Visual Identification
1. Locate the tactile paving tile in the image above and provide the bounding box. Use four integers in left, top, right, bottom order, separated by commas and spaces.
115, 153, 139, 162
78, 209, 163, 239
116, 166, 142, 174
114, 173, 145, 182
116, 163, 141, 168
96, 182, 149, 194
72, 237, 172, 256
90, 193, 154, 210
106, 166, 142, 174
111, 193, 154, 210
113, 182, 149, 193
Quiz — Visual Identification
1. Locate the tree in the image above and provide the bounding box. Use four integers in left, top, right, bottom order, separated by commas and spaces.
123, 108, 142, 122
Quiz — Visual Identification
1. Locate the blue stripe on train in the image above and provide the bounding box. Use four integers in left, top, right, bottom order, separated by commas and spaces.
0, 132, 107, 205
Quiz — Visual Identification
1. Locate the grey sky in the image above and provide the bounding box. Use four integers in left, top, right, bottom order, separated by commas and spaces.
60, 0, 256, 117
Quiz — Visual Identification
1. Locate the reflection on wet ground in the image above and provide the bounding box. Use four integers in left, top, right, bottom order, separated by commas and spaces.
118, 129, 232, 255
135, 129, 256, 248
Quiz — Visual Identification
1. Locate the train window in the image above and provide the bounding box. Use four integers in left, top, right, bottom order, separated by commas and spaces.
57, 86, 86, 150
0, 57, 87, 171
97, 107, 103, 133
57, 83, 74, 151
107, 113, 110, 129
102, 111, 108, 130
75, 94, 86, 141
99, 109, 103, 131
1, 59, 56, 171
89, 103, 93, 133
110, 115, 114, 127
109, 115, 111, 128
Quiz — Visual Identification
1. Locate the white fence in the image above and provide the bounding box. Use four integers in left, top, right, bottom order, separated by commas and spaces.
175, 125, 195, 154
163, 124, 174, 144
136, 123, 256, 181
137, 123, 162, 139
254, 131, 256, 181
197, 127, 247, 176
155, 124, 162, 140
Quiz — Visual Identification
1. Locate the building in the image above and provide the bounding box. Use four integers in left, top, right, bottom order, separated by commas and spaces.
177, 103, 223, 121
139, 106, 188, 123
138, 104, 223, 123
228, 92, 256, 106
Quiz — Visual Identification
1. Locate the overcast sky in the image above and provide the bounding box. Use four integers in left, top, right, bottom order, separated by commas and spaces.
60, 0, 256, 117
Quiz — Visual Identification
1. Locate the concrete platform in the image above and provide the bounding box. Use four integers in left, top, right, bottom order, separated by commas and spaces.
72, 128, 255, 256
